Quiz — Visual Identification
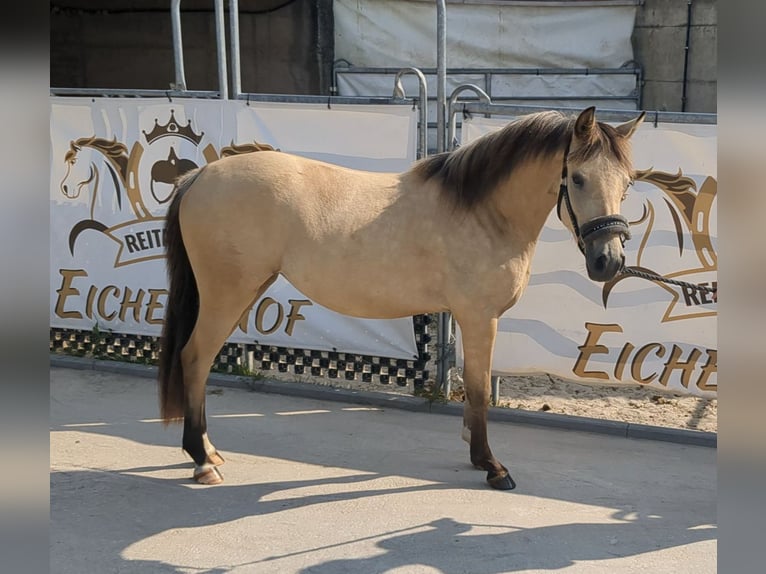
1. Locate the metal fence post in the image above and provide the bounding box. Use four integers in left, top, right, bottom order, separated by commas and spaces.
229, 0, 241, 99
436, 0, 447, 154
170, 0, 187, 91
434, 0, 452, 397
214, 0, 228, 99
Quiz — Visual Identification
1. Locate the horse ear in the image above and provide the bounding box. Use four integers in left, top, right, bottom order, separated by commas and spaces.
574, 107, 596, 141
615, 111, 646, 139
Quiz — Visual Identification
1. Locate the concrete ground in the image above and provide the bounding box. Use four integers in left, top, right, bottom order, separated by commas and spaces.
50, 367, 717, 574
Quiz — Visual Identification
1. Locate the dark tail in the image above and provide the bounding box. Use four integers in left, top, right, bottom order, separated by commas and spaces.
158, 167, 206, 424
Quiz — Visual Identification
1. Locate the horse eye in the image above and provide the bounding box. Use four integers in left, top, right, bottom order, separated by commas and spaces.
571, 173, 584, 186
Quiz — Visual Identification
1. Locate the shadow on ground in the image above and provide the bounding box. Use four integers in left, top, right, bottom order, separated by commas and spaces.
50, 368, 716, 573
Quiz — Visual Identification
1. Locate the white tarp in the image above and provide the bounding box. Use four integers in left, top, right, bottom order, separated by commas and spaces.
50, 97, 420, 360
334, 0, 639, 107
457, 115, 718, 397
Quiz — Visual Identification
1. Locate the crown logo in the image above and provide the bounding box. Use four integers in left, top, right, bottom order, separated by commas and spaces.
143, 109, 203, 145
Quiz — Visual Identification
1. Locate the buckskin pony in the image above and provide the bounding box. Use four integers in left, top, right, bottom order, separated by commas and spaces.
158, 107, 645, 490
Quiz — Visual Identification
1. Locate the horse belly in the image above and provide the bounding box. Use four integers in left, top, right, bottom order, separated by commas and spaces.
281, 249, 446, 319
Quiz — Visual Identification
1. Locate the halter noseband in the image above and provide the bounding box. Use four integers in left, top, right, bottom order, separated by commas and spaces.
556, 141, 632, 255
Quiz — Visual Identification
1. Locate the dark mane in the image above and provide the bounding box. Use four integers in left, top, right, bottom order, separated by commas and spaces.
69, 136, 130, 181
413, 111, 632, 210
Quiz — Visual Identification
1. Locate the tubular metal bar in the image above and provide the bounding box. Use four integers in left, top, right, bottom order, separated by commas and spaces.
229, 0, 242, 99
392, 67, 429, 159
50, 87, 221, 98
333, 65, 643, 76
437, 84, 494, 400
436, 1, 447, 153
235, 93, 416, 106
49, 91, 421, 107
491, 375, 500, 406
447, 84, 490, 149
214, 0, 228, 99
435, 0, 451, 395
469, 95, 637, 102
171, 0, 187, 91
457, 101, 718, 125
438, 316, 453, 399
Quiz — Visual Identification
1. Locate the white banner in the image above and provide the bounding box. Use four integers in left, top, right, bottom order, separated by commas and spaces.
458, 116, 717, 397
50, 97, 420, 360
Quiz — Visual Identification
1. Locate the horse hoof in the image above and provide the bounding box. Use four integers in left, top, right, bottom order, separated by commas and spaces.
487, 470, 516, 491
193, 467, 224, 485
207, 451, 225, 467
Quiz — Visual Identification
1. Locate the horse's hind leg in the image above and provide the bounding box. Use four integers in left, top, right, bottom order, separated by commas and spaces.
457, 315, 516, 491
181, 274, 277, 485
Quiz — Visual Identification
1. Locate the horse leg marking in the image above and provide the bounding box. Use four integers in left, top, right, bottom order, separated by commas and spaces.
193, 464, 223, 485
202, 432, 225, 466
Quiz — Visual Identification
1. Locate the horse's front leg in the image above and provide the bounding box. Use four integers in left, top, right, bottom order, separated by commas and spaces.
458, 316, 516, 491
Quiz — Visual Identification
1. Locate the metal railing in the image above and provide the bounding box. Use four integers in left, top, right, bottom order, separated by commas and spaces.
334, 64, 643, 106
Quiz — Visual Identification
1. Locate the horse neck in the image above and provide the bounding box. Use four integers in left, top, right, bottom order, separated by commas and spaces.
489, 150, 564, 244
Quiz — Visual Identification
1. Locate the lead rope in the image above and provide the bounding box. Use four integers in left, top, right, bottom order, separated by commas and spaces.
618, 267, 718, 298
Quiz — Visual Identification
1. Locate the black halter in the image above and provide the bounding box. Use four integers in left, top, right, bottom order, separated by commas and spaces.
556, 141, 632, 255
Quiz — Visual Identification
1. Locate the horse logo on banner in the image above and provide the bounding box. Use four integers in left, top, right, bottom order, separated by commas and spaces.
58, 109, 276, 267
602, 168, 718, 322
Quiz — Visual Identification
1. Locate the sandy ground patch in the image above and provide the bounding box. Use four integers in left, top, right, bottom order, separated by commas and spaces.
262, 369, 717, 433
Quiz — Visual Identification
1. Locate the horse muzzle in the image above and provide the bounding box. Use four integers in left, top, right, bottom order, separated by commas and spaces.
578, 215, 630, 281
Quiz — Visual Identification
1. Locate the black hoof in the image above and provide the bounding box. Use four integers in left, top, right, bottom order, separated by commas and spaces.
487, 470, 516, 491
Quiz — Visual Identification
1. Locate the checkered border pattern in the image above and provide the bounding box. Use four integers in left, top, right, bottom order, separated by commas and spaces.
50, 314, 433, 388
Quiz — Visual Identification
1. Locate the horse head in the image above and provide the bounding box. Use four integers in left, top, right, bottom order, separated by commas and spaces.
60, 142, 97, 200
557, 107, 646, 282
